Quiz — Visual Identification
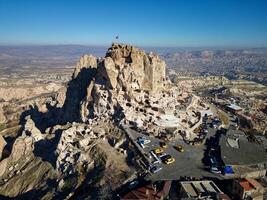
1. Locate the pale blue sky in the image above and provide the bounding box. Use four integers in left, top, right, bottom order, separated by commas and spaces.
0, 0, 267, 47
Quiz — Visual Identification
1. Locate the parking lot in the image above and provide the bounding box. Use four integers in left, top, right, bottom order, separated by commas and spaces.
125, 125, 221, 181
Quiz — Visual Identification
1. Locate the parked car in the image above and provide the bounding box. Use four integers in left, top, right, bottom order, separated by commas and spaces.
209, 157, 218, 165
137, 136, 151, 145
128, 180, 139, 189
137, 141, 145, 149
157, 152, 167, 158
160, 141, 167, 148
154, 147, 164, 154
161, 155, 175, 164
210, 166, 221, 174
174, 145, 185, 152
150, 165, 162, 173
150, 151, 162, 164
152, 159, 161, 165
213, 117, 220, 122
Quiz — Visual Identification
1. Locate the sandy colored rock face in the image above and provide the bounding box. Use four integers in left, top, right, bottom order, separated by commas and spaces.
106, 44, 165, 95
105, 43, 166, 95
0, 135, 7, 160
0, 104, 6, 123
103, 57, 118, 89
73, 54, 97, 79
23, 117, 44, 141
64, 43, 169, 125
0, 158, 8, 176
10, 136, 34, 162
97, 57, 118, 89
64, 43, 204, 138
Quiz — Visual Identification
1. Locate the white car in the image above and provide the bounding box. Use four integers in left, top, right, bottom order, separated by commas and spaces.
137, 141, 145, 149
128, 180, 139, 189
157, 152, 167, 158
150, 165, 162, 173
150, 151, 162, 164
210, 166, 221, 174
137, 137, 151, 145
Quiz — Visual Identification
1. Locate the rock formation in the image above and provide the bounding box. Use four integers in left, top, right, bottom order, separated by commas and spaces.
0, 43, 206, 199
53, 43, 203, 138
73, 54, 97, 79
10, 135, 35, 162
0, 135, 34, 177
103, 44, 166, 93
0, 135, 6, 160
22, 116, 44, 142
0, 104, 6, 123
66, 43, 205, 138
70, 43, 168, 126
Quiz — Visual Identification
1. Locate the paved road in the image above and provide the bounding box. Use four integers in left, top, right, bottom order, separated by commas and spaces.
16, 91, 57, 105
124, 125, 222, 181
150, 128, 222, 181
121, 124, 152, 166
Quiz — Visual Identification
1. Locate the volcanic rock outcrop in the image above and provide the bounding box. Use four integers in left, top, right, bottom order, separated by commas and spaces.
57, 43, 201, 137
71, 43, 168, 125
0, 135, 6, 160
0, 43, 204, 199
22, 116, 44, 142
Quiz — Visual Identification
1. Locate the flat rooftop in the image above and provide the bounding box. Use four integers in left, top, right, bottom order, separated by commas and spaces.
200, 110, 213, 117
238, 178, 262, 191
180, 180, 221, 198
156, 114, 180, 128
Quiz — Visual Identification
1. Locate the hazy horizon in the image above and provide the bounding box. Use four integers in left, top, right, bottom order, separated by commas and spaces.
1, 43, 267, 50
